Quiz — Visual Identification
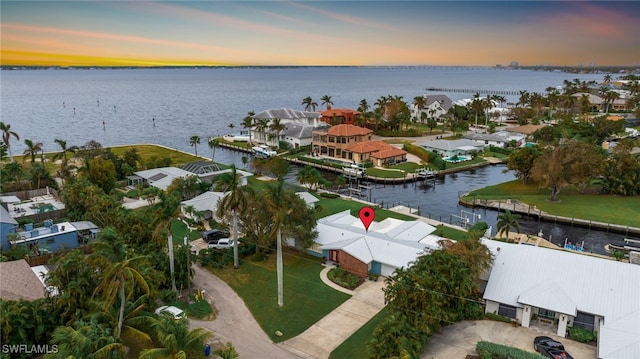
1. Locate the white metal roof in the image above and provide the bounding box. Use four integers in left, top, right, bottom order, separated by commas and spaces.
316, 210, 440, 272
181, 191, 226, 215
482, 240, 640, 359
134, 167, 197, 190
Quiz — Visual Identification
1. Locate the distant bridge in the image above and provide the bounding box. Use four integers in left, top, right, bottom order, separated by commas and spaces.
425, 88, 521, 96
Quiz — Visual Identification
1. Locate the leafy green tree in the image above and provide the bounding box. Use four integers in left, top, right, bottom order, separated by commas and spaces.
214, 164, 248, 269
497, 210, 521, 240
506, 146, 541, 184
48, 249, 99, 321
598, 139, 640, 195
427, 118, 438, 134
1, 298, 61, 356
296, 165, 325, 191
531, 139, 605, 200
86, 157, 117, 194
166, 175, 201, 201
213, 342, 239, 359
189, 135, 201, 157
89, 228, 150, 339
0, 121, 20, 162
29, 163, 58, 190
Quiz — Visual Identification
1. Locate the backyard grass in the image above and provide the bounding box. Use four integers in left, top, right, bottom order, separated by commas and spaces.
209, 251, 351, 342
315, 196, 415, 222
108, 144, 202, 167
329, 306, 390, 359
466, 180, 640, 227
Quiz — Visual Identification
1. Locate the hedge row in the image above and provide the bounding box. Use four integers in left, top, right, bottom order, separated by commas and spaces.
476, 341, 546, 359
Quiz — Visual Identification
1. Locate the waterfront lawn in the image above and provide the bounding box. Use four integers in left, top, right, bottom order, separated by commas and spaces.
315, 196, 415, 222
435, 225, 470, 241
109, 144, 202, 166
329, 306, 390, 359
210, 251, 351, 342
443, 156, 487, 169
467, 180, 640, 227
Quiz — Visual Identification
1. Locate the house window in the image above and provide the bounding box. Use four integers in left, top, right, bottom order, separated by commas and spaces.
573, 311, 595, 331
328, 147, 335, 157
341, 137, 346, 144
328, 136, 335, 143
538, 308, 555, 320
498, 304, 517, 319
336, 149, 341, 156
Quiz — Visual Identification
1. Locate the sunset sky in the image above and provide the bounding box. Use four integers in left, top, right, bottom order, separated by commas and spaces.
2, 1, 639, 67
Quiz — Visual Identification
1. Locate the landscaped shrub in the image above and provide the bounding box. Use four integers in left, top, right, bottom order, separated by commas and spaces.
462, 302, 485, 320
569, 326, 595, 343
469, 221, 489, 232
476, 341, 546, 359
485, 312, 512, 323
327, 267, 361, 289
320, 192, 339, 199
375, 129, 421, 137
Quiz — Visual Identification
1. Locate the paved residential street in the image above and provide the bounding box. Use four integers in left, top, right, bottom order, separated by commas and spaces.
189, 264, 301, 359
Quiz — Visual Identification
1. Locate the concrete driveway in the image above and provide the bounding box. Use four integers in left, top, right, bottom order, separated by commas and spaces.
422, 320, 597, 358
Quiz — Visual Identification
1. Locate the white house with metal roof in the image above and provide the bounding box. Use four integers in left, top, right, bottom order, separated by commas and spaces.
463, 131, 526, 148
481, 240, 640, 359
251, 108, 324, 146
310, 210, 445, 277
416, 138, 484, 158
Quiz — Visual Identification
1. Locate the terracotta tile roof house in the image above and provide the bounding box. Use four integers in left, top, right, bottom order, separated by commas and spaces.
312, 124, 408, 165
0, 259, 46, 301
319, 106, 361, 125
348, 140, 408, 166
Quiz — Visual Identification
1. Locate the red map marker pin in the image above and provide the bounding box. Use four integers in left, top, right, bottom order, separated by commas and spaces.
359, 206, 375, 232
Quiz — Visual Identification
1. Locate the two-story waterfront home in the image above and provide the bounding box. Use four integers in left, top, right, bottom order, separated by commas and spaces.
312, 124, 408, 165
318, 106, 361, 125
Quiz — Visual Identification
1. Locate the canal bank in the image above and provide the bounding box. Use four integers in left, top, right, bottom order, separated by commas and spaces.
459, 196, 640, 237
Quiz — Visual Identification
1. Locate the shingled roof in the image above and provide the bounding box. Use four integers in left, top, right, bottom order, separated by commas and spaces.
326, 124, 372, 137
0, 259, 46, 301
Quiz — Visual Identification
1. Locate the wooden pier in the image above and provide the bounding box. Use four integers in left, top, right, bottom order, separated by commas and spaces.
425, 87, 520, 96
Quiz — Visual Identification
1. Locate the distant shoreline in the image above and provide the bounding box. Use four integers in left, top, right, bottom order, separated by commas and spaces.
1, 64, 637, 74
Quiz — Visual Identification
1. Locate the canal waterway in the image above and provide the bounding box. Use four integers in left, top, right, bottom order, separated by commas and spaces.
216, 147, 634, 256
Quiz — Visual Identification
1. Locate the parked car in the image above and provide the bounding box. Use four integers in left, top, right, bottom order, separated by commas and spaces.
533, 336, 573, 359
202, 229, 230, 244
208, 238, 238, 249
154, 305, 186, 320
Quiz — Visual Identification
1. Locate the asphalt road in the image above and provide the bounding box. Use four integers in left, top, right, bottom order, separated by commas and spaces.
189, 264, 301, 359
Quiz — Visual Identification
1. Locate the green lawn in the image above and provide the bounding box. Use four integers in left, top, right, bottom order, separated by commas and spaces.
210, 251, 350, 342
315, 196, 415, 222
329, 306, 390, 359
467, 180, 640, 227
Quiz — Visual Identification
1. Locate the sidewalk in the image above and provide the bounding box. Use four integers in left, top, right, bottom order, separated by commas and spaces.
279, 264, 386, 359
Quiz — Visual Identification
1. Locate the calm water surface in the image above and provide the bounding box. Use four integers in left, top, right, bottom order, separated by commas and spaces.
3, 67, 628, 254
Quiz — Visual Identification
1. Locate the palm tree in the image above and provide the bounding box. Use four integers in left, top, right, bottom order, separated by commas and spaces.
603, 90, 620, 114
321, 95, 333, 109
603, 74, 613, 84
52, 138, 78, 182
469, 93, 484, 132
22, 139, 43, 164
268, 118, 286, 148
264, 177, 288, 307
214, 164, 248, 269
517, 90, 530, 108
302, 96, 318, 111
48, 320, 126, 359
208, 137, 218, 162
189, 135, 200, 157
0, 121, 19, 162
413, 95, 426, 123
358, 99, 370, 113
497, 210, 521, 241
241, 111, 255, 145
140, 315, 211, 359
255, 118, 269, 144
213, 342, 239, 359
89, 228, 150, 339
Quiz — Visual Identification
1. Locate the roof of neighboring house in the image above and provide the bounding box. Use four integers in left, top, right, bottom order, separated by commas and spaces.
281, 123, 317, 139
252, 108, 321, 120
505, 124, 547, 135
319, 108, 361, 117
326, 124, 373, 137
295, 192, 319, 206
181, 191, 226, 216
0, 205, 18, 225
133, 167, 198, 190
0, 259, 46, 301
180, 161, 221, 175
572, 92, 604, 105
464, 131, 526, 143
425, 95, 453, 111
346, 141, 407, 159
316, 210, 441, 269
416, 139, 483, 151
481, 240, 640, 359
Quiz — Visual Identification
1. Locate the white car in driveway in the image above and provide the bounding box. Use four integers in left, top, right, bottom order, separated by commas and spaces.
154, 305, 186, 320
208, 238, 238, 249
